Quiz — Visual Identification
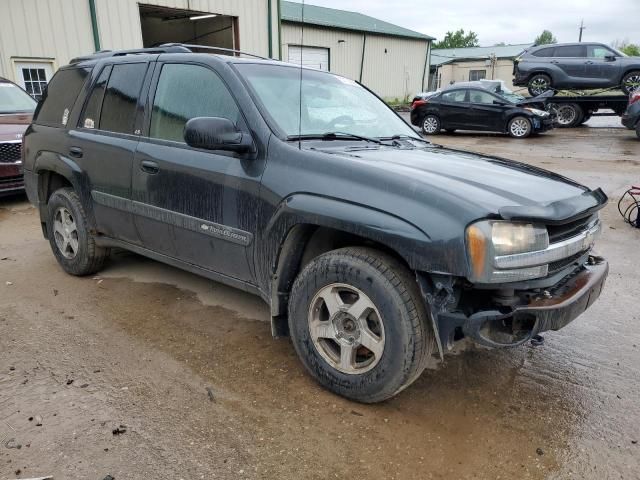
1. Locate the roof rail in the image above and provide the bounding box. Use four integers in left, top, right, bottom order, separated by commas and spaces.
159, 43, 271, 61
69, 45, 192, 64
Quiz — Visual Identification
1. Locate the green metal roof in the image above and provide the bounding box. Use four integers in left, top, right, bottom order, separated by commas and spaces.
281, 1, 434, 40
431, 44, 531, 67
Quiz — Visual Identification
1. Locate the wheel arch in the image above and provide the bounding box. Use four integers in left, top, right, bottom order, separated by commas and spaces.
266, 194, 432, 336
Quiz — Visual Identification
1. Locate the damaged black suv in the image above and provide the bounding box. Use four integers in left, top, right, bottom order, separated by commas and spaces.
23, 45, 608, 403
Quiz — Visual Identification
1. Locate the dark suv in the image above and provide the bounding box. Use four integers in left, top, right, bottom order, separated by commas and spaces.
23, 45, 608, 403
514, 42, 640, 96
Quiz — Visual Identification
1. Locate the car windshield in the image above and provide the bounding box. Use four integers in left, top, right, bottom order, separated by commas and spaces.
235, 63, 417, 139
0, 82, 37, 113
491, 85, 525, 103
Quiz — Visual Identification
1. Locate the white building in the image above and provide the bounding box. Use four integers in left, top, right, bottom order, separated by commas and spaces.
0, 0, 432, 101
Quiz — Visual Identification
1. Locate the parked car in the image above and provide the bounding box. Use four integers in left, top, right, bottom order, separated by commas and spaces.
514, 42, 640, 96
410, 81, 554, 138
24, 46, 608, 403
621, 90, 640, 138
0, 77, 36, 196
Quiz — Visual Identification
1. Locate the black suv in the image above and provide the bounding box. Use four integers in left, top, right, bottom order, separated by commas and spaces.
514, 42, 640, 96
23, 45, 608, 403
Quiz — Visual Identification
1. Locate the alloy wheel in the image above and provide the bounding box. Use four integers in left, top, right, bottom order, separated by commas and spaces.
53, 207, 79, 259
510, 118, 530, 137
423, 116, 439, 134
624, 74, 640, 93
308, 283, 385, 375
530, 77, 549, 96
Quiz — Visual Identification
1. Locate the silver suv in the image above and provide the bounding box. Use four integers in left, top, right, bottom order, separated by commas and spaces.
514, 42, 640, 96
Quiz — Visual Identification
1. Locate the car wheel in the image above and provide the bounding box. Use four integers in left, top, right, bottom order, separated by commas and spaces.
508, 116, 532, 138
622, 70, 640, 95
421, 114, 440, 135
46, 187, 109, 276
288, 247, 433, 403
551, 103, 584, 128
528, 74, 552, 96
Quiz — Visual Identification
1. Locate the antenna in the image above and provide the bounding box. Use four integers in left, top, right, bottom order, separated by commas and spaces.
578, 19, 586, 42
298, 0, 305, 150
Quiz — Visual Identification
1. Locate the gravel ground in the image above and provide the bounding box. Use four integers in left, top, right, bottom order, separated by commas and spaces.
1, 124, 639, 480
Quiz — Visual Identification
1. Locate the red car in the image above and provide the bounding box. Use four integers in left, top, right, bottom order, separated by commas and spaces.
0, 77, 36, 196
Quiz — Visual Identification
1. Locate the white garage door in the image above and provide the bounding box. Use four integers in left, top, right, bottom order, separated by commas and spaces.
288, 46, 329, 71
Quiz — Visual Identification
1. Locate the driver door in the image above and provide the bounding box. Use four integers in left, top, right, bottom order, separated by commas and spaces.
467, 90, 506, 131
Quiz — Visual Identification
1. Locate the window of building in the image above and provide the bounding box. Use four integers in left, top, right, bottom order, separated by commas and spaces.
441, 90, 467, 103
33, 67, 90, 127
99, 63, 148, 134
469, 70, 486, 81
79, 66, 112, 129
150, 63, 240, 143
14, 61, 54, 101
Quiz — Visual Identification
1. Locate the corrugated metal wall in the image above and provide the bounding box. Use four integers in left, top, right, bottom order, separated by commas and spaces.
0, 0, 95, 80
282, 23, 430, 100
0, 0, 278, 82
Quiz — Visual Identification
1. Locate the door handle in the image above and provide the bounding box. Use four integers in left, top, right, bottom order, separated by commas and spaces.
585, 61, 594, 64
69, 146, 83, 158
550, 60, 559, 64
140, 160, 160, 174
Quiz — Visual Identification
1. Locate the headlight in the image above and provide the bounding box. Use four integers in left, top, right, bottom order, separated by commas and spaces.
524, 107, 550, 117
466, 220, 549, 283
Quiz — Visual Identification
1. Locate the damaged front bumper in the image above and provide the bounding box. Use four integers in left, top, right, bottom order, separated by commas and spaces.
431, 256, 608, 351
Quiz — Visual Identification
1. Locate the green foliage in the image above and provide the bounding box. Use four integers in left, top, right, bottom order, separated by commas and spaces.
620, 44, 640, 56
434, 29, 480, 49
534, 30, 557, 46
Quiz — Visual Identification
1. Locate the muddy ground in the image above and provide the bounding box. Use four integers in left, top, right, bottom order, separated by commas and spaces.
1, 124, 639, 480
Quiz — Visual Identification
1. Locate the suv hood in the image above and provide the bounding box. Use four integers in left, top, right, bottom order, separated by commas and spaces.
313, 142, 603, 223
0, 112, 32, 142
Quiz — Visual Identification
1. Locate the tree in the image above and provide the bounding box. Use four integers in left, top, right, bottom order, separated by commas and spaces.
620, 44, 640, 56
534, 30, 557, 46
434, 29, 479, 49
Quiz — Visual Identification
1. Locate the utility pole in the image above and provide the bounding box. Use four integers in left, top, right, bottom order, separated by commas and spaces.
578, 19, 586, 42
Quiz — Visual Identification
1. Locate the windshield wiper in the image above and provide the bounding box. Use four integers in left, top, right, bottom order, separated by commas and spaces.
379, 134, 432, 145
287, 132, 384, 144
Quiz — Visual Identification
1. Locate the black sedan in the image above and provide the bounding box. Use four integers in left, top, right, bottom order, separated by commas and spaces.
410, 82, 554, 138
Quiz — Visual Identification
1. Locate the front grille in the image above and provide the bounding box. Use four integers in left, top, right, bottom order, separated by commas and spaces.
0, 142, 22, 163
0, 174, 23, 186
548, 251, 586, 274
547, 214, 596, 244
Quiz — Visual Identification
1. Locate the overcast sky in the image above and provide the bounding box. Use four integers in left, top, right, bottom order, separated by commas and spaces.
297, 0, 640, 47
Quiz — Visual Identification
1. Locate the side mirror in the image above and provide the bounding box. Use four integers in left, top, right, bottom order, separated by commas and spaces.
604, 54, 616, 62
184, 117, 254, 154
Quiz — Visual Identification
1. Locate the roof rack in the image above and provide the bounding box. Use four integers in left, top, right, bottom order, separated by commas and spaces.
160, 43, 271, 60
69, 45, 191, 64
69, 43, 272, 65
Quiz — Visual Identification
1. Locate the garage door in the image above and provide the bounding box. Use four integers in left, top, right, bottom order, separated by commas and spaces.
288, 46, 329, 71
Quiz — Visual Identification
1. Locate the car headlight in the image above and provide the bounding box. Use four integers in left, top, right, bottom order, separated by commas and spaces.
466, 220, 549, 283
524, 107, 550, 117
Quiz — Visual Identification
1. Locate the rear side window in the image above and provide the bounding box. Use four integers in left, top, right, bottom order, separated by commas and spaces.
99, 63, 148, 134
555, 45, 586, 57
79, 65, 112, 129
33, 67, 90, 127
441, 90, 467, 103
532, 47, 555, 57
149, 63, 240, 143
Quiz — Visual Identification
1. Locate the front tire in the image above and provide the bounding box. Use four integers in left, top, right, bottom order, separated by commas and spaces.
622, 70, 640, 95
528, 74, 552, 96
421, 114, 441, 135
508, 116, 532, 138
46, 187, 109, 276
288, 247, 433, 403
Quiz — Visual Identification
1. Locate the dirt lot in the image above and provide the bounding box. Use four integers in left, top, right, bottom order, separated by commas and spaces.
1, 125, 639, 480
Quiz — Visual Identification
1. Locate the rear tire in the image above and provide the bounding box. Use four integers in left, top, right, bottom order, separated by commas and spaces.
421, 114, 441, 135
622, 70, 640, 95
288, 247, 433, 403
46, 187, 109, 276
508, 116, 532, 138
528, 74, 552, 96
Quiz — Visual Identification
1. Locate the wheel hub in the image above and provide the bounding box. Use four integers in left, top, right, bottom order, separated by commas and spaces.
333, 312, 361, 344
